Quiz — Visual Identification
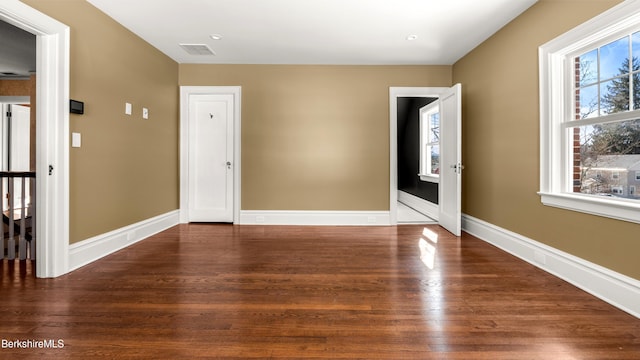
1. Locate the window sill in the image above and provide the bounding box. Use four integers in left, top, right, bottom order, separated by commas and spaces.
419, 174, 439, 183
539, 192, 640, 224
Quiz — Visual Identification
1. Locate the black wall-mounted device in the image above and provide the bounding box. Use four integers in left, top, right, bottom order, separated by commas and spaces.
70, 99, 84, 114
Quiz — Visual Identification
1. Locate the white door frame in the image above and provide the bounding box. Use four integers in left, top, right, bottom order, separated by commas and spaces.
0, 1, 70, 277
179, 86, 241, 224
389, 87, 450, 226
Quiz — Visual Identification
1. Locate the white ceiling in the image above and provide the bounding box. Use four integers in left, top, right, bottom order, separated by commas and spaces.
89, 0, 538, 65
0, 20, 36, 78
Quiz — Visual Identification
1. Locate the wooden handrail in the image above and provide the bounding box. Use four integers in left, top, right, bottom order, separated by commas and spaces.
0, 171, 36, 178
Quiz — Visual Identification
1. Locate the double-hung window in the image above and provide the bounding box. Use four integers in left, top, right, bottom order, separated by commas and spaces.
419, 102, 440, 183
539, 1, 640, 224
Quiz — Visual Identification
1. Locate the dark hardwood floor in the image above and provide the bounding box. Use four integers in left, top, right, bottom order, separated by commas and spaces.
1, 224, 638, 359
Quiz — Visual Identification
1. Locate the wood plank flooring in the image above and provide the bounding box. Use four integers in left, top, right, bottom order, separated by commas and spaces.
1, 224, 638, 359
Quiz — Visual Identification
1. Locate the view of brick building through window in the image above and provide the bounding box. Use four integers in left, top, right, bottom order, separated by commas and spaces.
573, 34, 640, 200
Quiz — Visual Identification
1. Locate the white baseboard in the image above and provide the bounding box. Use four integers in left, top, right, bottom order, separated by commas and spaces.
239, 210, 391, 225
68, 210, 180, 272
462, 214, 640, 318
398, 190, 438, 220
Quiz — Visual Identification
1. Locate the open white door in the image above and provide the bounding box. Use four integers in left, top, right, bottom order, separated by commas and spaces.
438, 84, 462, 236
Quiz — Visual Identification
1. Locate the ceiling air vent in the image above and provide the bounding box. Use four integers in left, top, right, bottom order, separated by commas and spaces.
179, 43, 216, 56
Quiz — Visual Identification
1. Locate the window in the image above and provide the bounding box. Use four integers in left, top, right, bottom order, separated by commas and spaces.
419, 102, 440, 183
539, 1, 640, 224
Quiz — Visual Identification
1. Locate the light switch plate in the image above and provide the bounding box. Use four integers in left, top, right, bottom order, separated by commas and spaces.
142, 107, 149, 119
125, 102, 132, 115
72, 132, 81, 148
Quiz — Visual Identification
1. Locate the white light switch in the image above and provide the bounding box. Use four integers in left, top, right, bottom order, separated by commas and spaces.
125, 102, 132, 115
72, 132, 82, 148
142, 107, 149, 119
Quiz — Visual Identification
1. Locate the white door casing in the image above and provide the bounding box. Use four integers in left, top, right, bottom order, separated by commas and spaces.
438, 84, 462, 236
188, 94, 234, 222
0, 0, 71, 278
180, 86, 241, 224
389, 85, 462, 235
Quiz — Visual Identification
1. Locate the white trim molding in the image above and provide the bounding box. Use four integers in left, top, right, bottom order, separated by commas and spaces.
69, 210, 180, 272
239, 210, 391, 226
1, 0, 71, 278
398, 190, 438, 221
419, 174, 440, 183
462, 214, 640, 318
540, 192, 640, 224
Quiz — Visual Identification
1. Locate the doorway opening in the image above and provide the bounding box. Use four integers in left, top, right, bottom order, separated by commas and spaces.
389, 86, 462, 235
0, 2, 71, 277
1, 19, 36, 264
396, 96, 438, 224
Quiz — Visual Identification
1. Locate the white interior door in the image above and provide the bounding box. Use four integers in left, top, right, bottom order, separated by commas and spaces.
10, 104, 31, 211
1, 104, 31, 211
187, 94, 234, 222
10, 104, 31, 172
438, 84, 462, 236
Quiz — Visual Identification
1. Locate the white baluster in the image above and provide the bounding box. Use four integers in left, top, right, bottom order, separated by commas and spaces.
30, 176, 35, 260
19, 177, 26, 260
8, 178, 15, 260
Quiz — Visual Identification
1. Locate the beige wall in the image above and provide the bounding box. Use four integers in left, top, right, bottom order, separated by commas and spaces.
180, 65, 452, 210
24, 0, 180, 244
21, 0, 638, 281
452, 0, 640, 280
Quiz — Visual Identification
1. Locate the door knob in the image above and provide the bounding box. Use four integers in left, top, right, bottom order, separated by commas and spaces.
226, 161, 232, 169
450, 163, 464, 174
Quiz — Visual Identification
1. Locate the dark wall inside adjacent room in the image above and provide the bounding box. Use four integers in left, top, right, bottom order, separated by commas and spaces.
397, 97, 438, 204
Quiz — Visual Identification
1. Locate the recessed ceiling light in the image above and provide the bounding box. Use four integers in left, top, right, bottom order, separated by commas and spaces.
210, 34, 223, 40
406, 35, 418, 41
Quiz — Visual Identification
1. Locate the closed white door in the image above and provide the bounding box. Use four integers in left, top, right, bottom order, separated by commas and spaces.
187, 94, 234, 222
438, 84, 462, 236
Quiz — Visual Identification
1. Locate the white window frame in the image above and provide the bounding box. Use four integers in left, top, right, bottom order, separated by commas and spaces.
539, 0, 640, 224
419, 101, 440, 183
